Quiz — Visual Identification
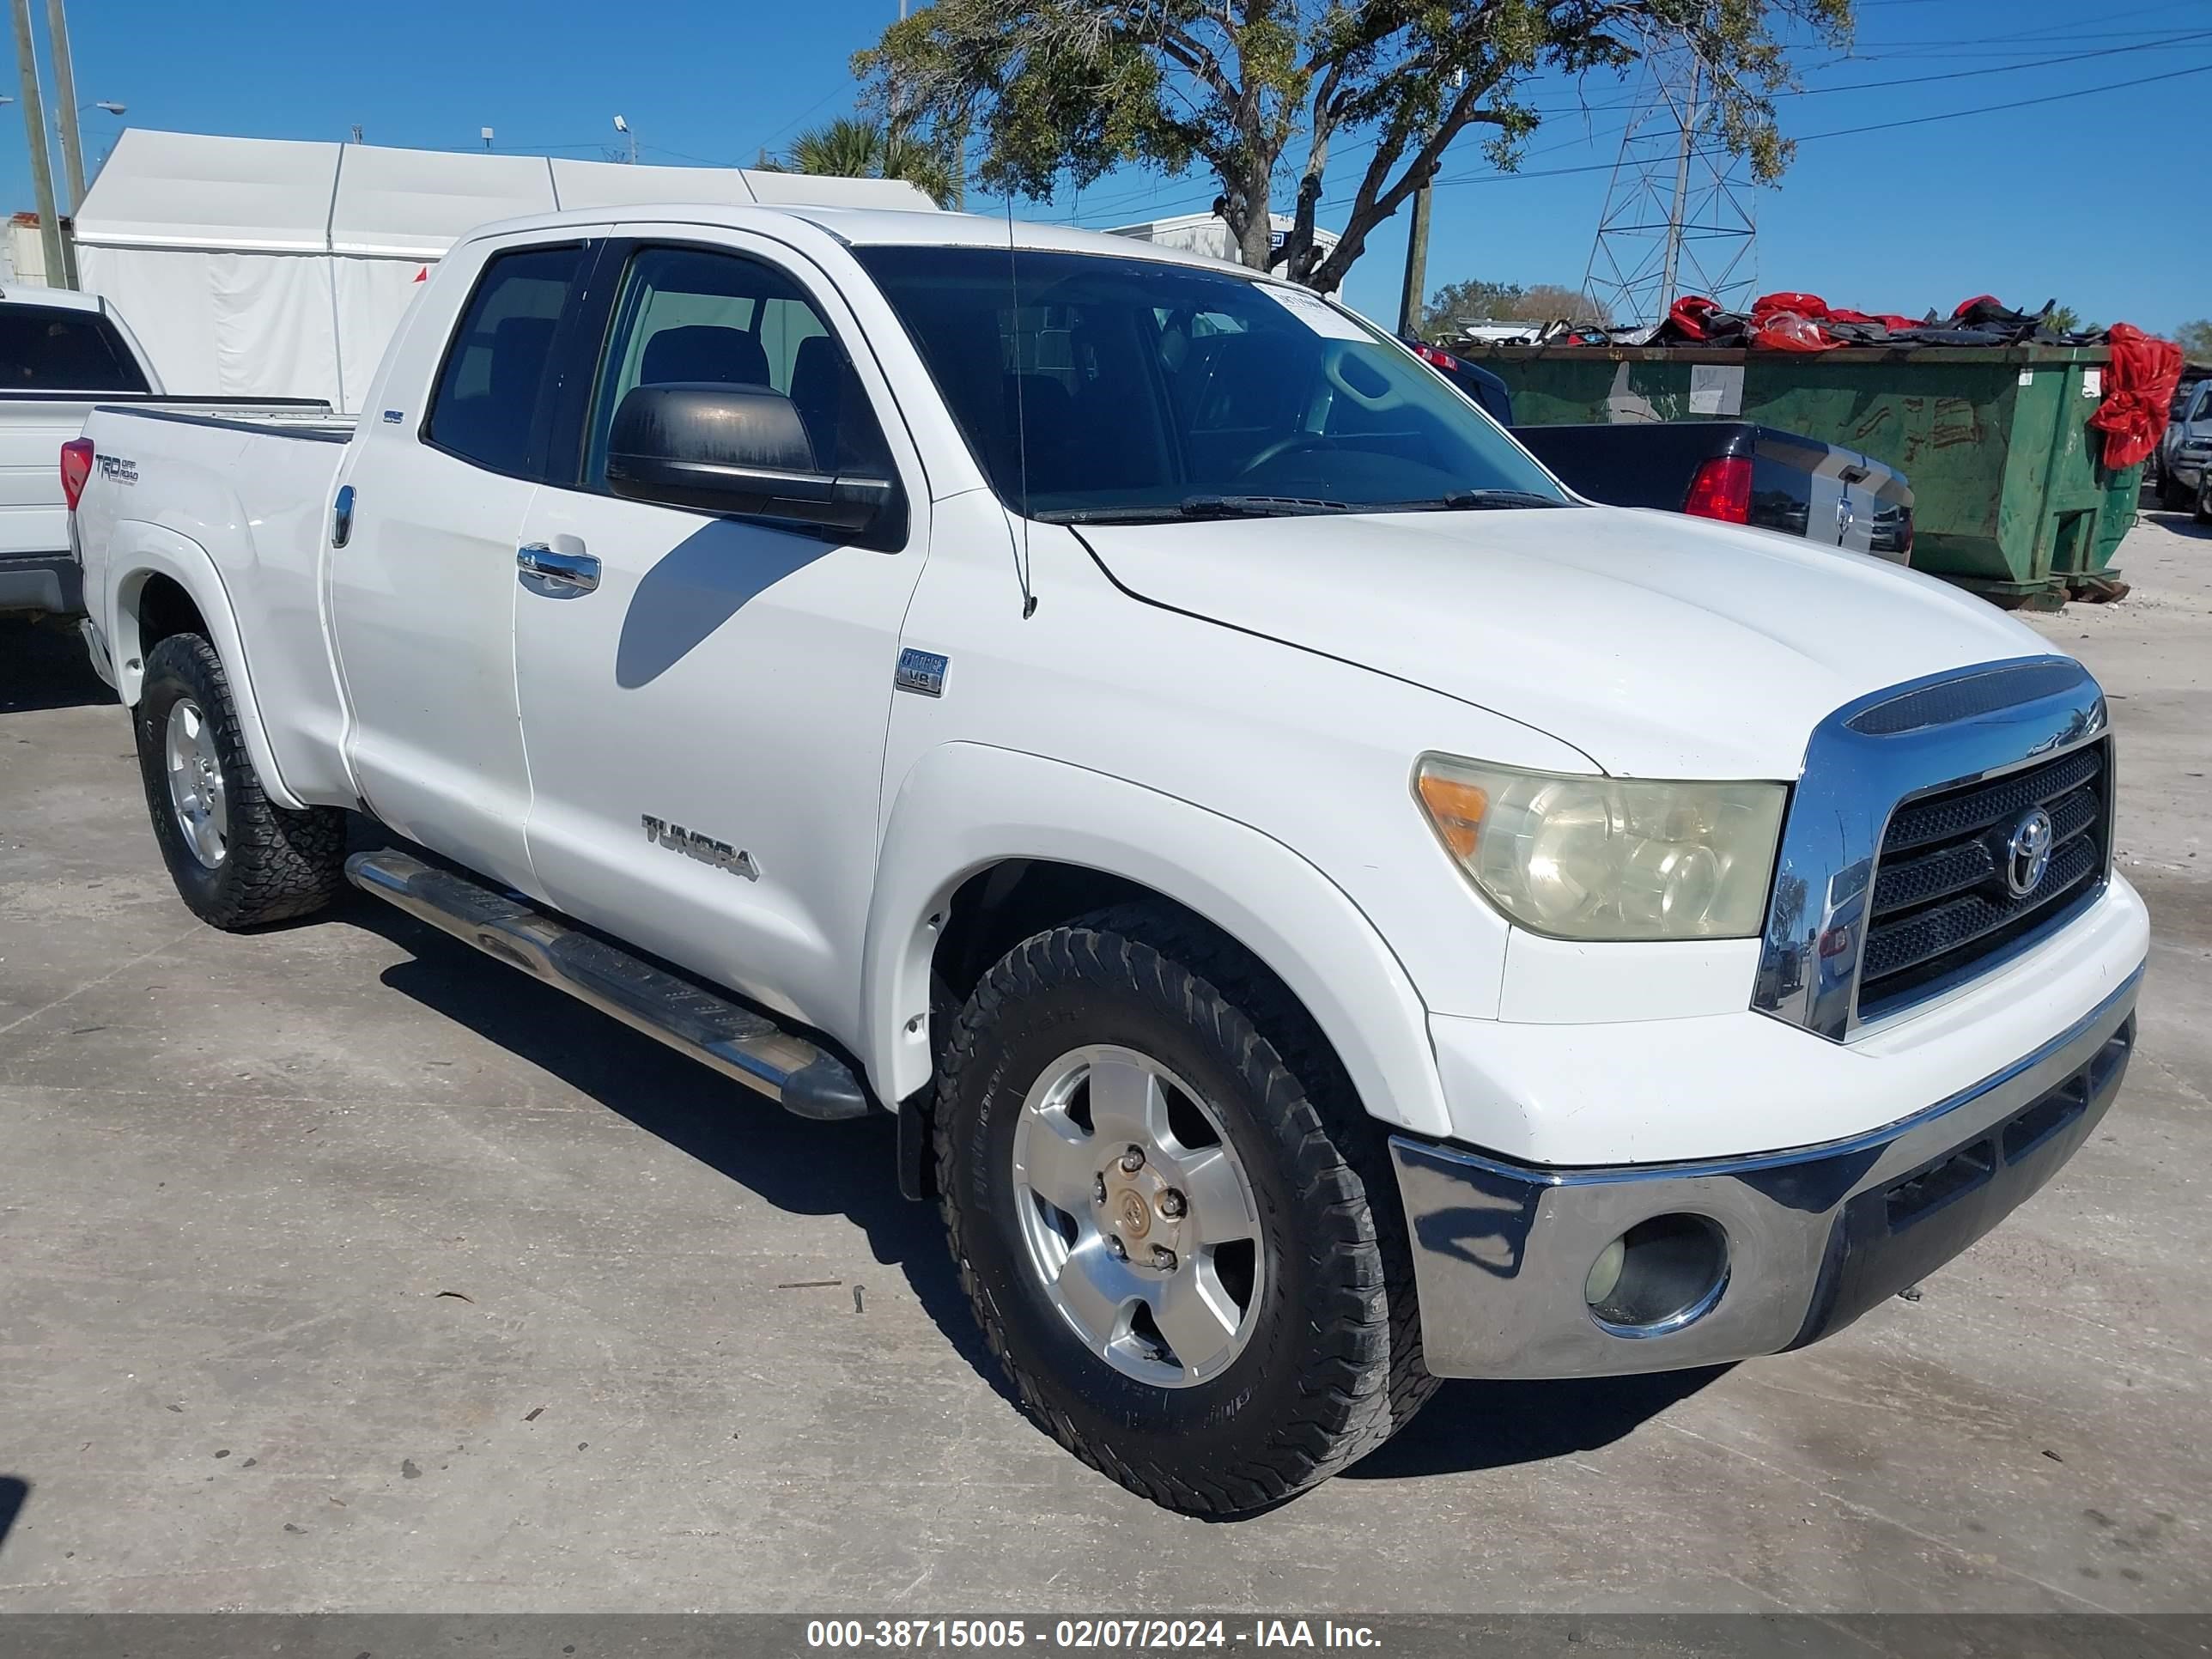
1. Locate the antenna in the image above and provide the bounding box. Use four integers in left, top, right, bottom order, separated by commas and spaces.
1005, 189, 1037, 618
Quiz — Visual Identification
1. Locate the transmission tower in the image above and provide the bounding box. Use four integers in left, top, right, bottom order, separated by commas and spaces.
1583, 31, 1758, 328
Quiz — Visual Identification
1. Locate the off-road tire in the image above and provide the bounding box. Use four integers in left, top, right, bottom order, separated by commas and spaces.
935, 902, 1437, 1515
135, 632, 346, 929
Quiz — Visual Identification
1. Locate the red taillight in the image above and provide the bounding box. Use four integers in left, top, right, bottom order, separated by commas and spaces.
60, 438, 95, 512
1681, 453, 1752, 523
1413, 343, 1460, 371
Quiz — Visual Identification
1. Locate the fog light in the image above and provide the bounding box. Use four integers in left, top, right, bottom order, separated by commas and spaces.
1583, 1236, 1626, 1307
1584, 1213, 1729, 1334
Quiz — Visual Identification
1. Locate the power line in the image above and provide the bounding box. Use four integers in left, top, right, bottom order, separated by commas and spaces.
1069, 27, 2207, 229
1422, 58, 2212, 198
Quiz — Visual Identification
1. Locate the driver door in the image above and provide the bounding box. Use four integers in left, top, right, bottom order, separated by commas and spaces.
510, 231, 929, 1035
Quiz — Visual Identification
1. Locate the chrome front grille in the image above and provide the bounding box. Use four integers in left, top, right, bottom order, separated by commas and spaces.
1753, 656, 2112, 1042
1857, 741, 2110, 1015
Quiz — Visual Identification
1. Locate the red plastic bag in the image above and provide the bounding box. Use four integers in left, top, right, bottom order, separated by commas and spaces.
2087, 325, 2185, 471
1668, 295, 1718, 341
1753, 291, 1830, 321
1752, 311, 1842, 352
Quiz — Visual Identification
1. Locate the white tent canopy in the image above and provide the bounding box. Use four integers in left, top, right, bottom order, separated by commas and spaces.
73, 130, 934, 410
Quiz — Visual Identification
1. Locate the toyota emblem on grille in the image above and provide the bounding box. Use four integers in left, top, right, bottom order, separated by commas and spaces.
2005, 808, 2056, 896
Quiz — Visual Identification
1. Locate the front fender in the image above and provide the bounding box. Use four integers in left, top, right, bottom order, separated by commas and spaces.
105, 522, 307, 812
860, 743, 1451, 1139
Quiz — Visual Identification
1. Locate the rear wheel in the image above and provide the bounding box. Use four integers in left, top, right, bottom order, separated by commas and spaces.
935, 903, 1434, 1514
135, 632, 346, 928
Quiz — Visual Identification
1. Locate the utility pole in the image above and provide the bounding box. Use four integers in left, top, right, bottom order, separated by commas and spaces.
1656, 58, 1700, 314
1396, 172, 1431, 337
44, 0, 82, 204
43, 0, 83, 285
1583, 27, 1755, 327
9, 0, 66, 288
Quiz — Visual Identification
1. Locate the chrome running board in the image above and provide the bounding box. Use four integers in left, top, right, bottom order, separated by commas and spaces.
345, 849, 870, 1121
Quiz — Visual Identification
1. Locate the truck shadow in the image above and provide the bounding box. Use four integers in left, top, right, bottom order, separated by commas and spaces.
328, 824, 1715, 1484
1345, 1367, 1725, 1481
2139, 506, 2212, 539
331, 884, 1018, 1409
0, 1477, 26, 1558
0, 619, 112, 713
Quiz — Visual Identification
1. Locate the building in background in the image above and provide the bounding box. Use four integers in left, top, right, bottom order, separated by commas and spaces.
68, 130, 933, 410
3, 212, 61, 284
1106, 211, 1342, 294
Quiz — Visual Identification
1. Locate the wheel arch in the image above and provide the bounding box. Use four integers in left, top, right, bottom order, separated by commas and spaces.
106, 525, 307, 811
861, 744, 1451, 1142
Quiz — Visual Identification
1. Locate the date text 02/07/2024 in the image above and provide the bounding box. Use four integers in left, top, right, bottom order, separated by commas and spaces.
803, 1620, 1382, 1650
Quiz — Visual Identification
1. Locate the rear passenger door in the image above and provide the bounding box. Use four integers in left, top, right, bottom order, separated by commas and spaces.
328, 234, 602, 893
510, 231, 930, 1038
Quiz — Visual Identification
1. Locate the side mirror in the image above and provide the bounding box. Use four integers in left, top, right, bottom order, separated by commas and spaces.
605, 382, 900, 543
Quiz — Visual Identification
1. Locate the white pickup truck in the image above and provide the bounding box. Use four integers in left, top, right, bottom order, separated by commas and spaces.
3, 283, 331, 621
71, 204, 2148, 1515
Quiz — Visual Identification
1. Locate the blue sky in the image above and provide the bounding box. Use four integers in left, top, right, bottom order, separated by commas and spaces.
7, 0, 2209, 333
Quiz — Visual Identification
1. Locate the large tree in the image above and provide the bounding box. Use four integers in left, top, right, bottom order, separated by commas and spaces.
857, 0, 1852, 294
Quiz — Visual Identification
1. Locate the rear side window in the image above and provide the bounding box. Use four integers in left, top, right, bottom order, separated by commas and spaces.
0, 305, 150, 392
424, 245, 585, 477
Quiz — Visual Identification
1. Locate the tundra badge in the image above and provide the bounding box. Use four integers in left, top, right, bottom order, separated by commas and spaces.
641, 815, 760, 880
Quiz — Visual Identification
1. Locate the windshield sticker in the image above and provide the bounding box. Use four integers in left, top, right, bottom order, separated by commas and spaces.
1258, 284, 1370, 342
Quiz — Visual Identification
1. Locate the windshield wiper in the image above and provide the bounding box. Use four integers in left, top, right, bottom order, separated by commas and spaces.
1035, 494, 1352, 525
1390, 488, 1573, 511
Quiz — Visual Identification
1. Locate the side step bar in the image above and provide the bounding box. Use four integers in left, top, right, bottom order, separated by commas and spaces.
344, 850, 870, 1121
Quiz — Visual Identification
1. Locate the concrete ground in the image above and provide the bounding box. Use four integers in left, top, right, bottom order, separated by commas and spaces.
0, 508, 2205, 1615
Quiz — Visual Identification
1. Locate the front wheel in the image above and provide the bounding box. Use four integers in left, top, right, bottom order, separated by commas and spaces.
134, 632, 347, 929
935, 904, 1433, 1514
2197, 475, 2212, 525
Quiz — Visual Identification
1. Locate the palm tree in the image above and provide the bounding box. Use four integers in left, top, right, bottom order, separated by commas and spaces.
777, 115, 959, 210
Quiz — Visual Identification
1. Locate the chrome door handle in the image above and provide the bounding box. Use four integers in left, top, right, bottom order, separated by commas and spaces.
517, 544, 599, 592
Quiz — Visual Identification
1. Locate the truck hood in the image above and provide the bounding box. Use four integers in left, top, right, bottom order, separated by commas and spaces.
1078, 505, 2057, 779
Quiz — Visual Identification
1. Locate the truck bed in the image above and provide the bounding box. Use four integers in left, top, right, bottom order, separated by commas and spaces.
2, 392, 342, 617
74, 397, 359, 799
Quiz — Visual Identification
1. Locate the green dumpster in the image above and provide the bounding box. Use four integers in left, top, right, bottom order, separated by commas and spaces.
1464, 343, 2141, 607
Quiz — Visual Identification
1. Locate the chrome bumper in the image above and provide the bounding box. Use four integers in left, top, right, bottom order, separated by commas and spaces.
1394, 970, 2141, 1380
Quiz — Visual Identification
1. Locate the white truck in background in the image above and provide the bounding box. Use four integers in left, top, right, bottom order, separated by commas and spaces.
2, 283, 331, 622
70, 204, 2148, 1514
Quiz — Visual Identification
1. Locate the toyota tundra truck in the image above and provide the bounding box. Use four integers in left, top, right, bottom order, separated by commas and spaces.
70, 204, 2148, 1516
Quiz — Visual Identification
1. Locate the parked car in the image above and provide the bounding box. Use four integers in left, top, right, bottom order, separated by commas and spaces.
1403, 337, 1514, 424
2157, 376, 2212, 511
1405, 338, 1912, 559
1516, 419, 1915, 560
71, 206, 2146, 1516
1, 283, 332, 622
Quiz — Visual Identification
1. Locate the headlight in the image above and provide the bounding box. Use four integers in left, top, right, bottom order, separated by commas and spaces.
1414, 756, 1786, 940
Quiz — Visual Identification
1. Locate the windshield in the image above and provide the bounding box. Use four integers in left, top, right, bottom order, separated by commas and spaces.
853, 246, 1569, 520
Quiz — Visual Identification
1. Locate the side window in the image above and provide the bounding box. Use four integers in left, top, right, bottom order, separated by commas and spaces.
424, 244, 584, 477
583, 245, 892, 486
0, 306, 150, 392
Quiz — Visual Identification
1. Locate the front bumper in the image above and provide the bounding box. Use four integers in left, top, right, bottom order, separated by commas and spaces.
1395, 969, 2139, 1379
